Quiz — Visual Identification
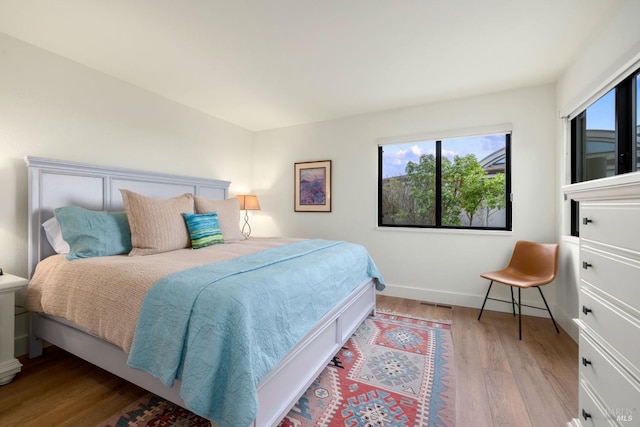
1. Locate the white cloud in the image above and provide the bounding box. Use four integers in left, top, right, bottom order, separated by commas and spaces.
442, 148, 458, 158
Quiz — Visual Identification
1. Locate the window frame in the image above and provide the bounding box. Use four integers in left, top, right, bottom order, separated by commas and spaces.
377, 132, 512, 231
569, 67, 640, 236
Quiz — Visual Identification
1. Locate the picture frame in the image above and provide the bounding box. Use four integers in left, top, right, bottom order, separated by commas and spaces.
294, 160, 332, 212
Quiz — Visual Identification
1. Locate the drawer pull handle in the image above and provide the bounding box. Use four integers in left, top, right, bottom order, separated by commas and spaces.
582, 357, 592, 367
582, 217, 593, 225
582, 409, 592, 420
582, 261, 592, 269
582, 306, 592, 315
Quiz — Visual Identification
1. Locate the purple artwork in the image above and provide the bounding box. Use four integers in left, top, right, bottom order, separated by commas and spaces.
299, 167, 326, 205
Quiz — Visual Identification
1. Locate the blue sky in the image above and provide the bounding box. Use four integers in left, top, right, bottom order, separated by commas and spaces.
587, 77, 640, 130
381, 134, 506, 178
586, 89, 615, 131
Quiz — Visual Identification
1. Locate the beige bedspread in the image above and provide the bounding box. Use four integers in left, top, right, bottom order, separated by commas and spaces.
26, 237, 299, 353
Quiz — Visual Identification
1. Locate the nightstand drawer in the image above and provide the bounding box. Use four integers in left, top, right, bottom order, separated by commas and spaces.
579, 332, 640, 416
580, 289, 640, 373
580, 203, 640, 251
580, 247, 640, 313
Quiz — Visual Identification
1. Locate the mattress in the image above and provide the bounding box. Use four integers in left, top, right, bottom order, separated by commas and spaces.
25, 237, 301, 352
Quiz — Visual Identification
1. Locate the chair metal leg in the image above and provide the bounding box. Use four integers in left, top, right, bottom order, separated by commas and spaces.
537, 287, 560, 334
510, 286, 516, 316
518, 287, 522, 340
478, 282, 558, 340
478, 281, 493, 320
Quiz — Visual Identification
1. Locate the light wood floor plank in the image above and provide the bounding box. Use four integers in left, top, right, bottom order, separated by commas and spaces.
475, 312, 534, 426
0, 296, 577, 427
522, 313, 579, 417
452, 306, 496, 427
492, 314, 570, 426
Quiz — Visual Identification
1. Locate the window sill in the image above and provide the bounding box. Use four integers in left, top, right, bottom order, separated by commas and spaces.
376, 225, 512, 237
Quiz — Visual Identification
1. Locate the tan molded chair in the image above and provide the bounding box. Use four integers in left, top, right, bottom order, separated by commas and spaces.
477, 240, 560, 340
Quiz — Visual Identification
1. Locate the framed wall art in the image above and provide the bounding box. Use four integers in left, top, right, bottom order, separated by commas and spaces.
294, 160, 331, 212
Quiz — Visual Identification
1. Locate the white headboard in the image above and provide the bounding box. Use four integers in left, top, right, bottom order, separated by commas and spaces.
25, 156, 230, 277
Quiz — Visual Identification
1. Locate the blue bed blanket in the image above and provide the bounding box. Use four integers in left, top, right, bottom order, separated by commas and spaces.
127, 239, 385, 427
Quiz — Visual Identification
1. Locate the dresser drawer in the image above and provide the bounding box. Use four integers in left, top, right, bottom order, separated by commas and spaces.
580, 202, 640, 251
578, 381, 617, 427
580, 289, 640, 373
579, 331, 640, 418
580, 247, 640, 313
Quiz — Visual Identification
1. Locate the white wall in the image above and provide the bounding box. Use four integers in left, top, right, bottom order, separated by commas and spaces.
253, 84, 557, 314
5, 0, 636, 355
554, 0, 640, 340
0, 33, 254, 355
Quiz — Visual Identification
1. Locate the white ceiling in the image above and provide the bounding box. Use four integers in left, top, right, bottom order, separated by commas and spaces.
0, 0, 624, 131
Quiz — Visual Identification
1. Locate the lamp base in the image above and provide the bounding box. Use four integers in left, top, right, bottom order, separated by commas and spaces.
242, 210, 252, 238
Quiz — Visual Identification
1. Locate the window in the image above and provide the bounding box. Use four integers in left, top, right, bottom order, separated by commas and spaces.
378, 132, 512, 230
570, 67, 640, 236
573, 89, 616, 181
636, 74, 640, 171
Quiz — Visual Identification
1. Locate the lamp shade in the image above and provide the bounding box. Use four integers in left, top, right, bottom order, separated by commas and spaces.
236, 195, 260, 210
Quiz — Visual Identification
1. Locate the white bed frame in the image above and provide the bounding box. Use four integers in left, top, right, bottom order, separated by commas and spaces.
25, 156, 376, 427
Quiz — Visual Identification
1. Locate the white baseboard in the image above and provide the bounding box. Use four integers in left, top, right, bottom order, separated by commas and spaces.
379, 282, 578, 343
553, 308, 579, 342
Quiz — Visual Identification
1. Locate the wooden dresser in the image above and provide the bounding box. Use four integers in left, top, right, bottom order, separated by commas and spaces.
564, 172, 640, 427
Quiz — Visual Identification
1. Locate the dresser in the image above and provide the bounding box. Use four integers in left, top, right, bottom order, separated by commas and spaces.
564, 172, 640, 427
0, 273, 28, 385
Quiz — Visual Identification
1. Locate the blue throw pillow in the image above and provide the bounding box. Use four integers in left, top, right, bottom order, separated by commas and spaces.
54, 206, 132, 260
182, 212, 224, 249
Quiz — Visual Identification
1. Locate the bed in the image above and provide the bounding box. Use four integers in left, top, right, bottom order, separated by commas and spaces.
24, 156, 384, 427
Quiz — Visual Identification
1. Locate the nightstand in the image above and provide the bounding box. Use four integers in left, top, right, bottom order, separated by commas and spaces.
0, 273, 28, 385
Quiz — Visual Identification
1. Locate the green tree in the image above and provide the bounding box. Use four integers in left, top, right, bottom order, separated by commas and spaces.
443, 154, 488, 226
481, 172, 506, 226
391, 153, 506, 227
405, 154, 436, 225
381, 177, 415, 224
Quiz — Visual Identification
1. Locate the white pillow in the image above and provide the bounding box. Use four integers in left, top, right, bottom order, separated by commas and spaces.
120, 190, 194, 256
194, 196, 245, 242
42, 216, 70, 254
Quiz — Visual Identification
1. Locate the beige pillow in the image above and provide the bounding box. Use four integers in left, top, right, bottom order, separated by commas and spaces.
120, 190, 194, 255
194, 196, 245, 242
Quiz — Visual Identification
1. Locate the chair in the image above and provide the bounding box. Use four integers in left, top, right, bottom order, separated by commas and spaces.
477, 240, 560, 340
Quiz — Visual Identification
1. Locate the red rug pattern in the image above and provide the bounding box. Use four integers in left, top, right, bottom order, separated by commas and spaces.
97, 313, 454, 427
98, 393, 211, 427
278, 313, 454, 426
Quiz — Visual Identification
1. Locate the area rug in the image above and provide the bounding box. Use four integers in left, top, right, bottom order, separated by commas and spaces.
97, 313, 455, 427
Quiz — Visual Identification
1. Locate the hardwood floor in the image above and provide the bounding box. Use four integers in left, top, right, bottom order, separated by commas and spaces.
378, 295, 578, 427
0, 295, 578, 426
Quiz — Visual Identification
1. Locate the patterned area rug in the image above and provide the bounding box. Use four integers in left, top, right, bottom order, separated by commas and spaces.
98, 394, 211, 427
97, 313, 455, 427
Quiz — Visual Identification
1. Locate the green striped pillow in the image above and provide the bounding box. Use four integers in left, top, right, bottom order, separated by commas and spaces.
182, 212, 224, 249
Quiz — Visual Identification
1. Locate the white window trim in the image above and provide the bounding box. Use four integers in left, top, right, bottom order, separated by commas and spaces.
561, 46, 640, 120
376, 123, 513, 147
